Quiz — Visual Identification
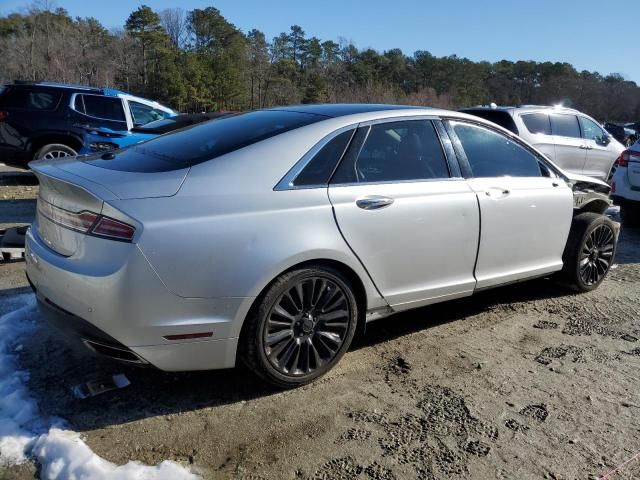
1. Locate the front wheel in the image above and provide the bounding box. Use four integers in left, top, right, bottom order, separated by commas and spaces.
33, 143, 77, 160
558, 212, 617, 292
239, 266, 359, 388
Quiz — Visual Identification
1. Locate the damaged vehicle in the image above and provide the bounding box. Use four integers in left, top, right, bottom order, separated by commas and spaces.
24, 104, 618, 388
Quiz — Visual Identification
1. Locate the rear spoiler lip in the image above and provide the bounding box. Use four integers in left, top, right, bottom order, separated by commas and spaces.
30, 161, 119, 205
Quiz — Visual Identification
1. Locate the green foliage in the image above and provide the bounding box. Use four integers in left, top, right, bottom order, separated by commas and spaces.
0, 3, 638, 121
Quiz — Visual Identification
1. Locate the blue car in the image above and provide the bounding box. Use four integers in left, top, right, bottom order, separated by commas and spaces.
80, 112, 234, 154
0, 81, 176, 168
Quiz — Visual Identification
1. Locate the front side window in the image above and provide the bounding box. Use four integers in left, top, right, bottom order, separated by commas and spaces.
129, 101, 170, 125
550, 114, 581, 138
579, 116, 606, 142
293, 129, 354, 187
3, 89, 61, 110
77, 95, 126, 122
521, 113, 551, 135
333, 120, 449, 184
453, 122, 542, 178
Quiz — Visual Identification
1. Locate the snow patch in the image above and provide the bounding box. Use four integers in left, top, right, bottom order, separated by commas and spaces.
0, 294, 198, 479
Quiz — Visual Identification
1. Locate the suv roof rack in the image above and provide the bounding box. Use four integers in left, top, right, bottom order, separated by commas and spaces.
11, 80, 104, 93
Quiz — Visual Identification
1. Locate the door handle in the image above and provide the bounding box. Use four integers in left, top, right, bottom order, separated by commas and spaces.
356, 196, 394, 210
552, 182, 560, 187
485, 188, 510, 197
579, 145, 593, 150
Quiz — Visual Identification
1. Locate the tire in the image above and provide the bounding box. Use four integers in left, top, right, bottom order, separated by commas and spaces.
620, 204, 640, 228
33, 143, 77, 160
558, 212, 617, 292
239, 266, 359, 388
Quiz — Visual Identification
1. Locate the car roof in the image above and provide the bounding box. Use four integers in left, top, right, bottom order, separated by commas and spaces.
461, 104, 582, 115
268, 103, 425, 118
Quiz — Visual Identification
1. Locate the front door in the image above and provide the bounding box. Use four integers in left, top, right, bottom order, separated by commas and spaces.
328, 119, 480, 310
448, 120, 574, 289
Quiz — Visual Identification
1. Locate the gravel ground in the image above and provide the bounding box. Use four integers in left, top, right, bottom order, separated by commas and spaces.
1, 166, 640, 479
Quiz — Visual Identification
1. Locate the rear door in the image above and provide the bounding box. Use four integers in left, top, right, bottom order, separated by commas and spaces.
71, 93, 129, 130
328, 118, 480, 310
448, 120, 573, 289
579, 115, 620, 180
549, 113, 587, 175
518, 112, 557, 161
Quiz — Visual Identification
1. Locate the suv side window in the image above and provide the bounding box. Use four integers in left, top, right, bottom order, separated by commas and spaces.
550, 114, 581, 138
293, 129, 354, 187
333, 120, 449, 184
579, 116, 606, 142
129, 101, 169, 125
75, 94, 126, 122
521, 113, 551, 135
453, 122, 542, 178
3, 89, 61, 110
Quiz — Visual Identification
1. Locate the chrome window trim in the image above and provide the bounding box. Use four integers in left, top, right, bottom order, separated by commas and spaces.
328, 177, 467, 188
274, 123, 359, 191
358, 114, 440, 127
69, 93, 128, 124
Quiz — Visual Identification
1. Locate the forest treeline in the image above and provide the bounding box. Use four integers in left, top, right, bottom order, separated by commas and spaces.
0, 3, 638, 121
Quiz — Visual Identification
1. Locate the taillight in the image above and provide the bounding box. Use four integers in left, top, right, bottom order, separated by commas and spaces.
617, 149, 640, 167
0, 111, 7, 122
38, 201, 98, 233
38, 200, 136, 241
90, 217, 136, 241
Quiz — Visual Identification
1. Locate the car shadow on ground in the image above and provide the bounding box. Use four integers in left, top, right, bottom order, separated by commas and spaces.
18, 276, 578, 434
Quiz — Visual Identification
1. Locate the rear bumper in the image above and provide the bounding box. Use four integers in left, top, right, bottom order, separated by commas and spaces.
25, 226, 252, 371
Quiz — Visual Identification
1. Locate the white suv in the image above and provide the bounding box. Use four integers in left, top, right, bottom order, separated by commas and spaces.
611, 142, 640, 226
461, 105, 625, 181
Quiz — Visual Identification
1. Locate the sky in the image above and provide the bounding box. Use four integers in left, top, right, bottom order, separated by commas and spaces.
1, 0, 637, 83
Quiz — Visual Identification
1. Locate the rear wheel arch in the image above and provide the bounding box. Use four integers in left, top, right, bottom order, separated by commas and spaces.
238, 259, 368, 354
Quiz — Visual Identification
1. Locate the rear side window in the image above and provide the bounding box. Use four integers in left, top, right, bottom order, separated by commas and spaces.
332, 120, 450, 184
85, 110, 325, 172
550, 114, 581, 138
75, 94, 126, 122
521, 113, 551, 135
3, 89, 61, 110
293, 129, 354, 187
460, 110, 518, 135
453, 122, 541, 178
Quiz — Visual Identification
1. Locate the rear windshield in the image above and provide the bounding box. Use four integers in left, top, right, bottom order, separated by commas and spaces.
460, 110, 519, 135
85, 110, 325, 172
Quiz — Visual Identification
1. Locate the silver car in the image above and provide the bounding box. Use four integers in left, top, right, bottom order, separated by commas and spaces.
25, 104, 618, 388
460, 105, 625, 181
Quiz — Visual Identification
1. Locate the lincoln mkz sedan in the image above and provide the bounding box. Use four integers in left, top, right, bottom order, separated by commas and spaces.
25, 104, 618, 387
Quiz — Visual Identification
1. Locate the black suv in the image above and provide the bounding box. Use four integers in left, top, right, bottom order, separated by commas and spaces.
0, 81, 174, 168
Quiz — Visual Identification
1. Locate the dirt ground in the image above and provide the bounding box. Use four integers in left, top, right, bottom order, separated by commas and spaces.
2, 166, 640, 480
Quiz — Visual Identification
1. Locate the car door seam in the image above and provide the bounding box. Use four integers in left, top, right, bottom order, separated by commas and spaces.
327, 193, 387, 302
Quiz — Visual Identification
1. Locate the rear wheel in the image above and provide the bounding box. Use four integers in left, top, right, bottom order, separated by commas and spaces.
34, 143, 77, 160
239, 266, 359, 388
558, 212, 617, 292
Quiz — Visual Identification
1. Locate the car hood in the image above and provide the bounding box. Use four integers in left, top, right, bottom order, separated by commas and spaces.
563, 171, 609, 189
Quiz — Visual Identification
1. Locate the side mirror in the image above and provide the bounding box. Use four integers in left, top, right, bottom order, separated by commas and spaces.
599, 134, 611, 146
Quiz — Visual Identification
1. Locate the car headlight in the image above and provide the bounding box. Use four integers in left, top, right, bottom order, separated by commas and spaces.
89, 141, 118, 152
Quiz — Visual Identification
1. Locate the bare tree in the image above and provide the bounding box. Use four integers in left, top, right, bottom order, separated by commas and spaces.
159, 8, 186, 49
